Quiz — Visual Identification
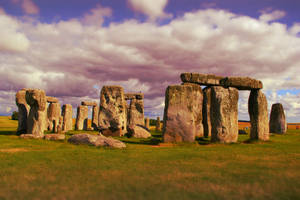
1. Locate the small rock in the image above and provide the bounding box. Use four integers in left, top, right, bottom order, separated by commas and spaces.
44, 134, 65, 141
127, 125, 151, 138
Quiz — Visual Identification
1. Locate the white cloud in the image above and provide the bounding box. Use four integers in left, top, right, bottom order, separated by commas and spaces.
1, 8, 300, 121
127, 0, 171, 21
82, 4, 112, 26
259, 9, 286, 22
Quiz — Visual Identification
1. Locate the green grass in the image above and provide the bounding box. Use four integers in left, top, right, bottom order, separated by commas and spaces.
1, 116, 300, 199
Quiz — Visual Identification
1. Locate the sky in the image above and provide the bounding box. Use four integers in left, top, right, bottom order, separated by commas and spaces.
0, 0, 300, 122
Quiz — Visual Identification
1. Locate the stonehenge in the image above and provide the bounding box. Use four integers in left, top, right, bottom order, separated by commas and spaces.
163, 73, 271, 143
75, 105, 88, 130
156, 117, 161, 131
62, 104, 73, 131
47, 101, 61, 132
15, 88, 30, 134
145, 117, 150, 129
269, 103, 287, 134
80, 101, 99, 130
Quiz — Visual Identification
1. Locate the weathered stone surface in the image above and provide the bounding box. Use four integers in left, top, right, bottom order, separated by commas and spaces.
81, 101, 97, 107
62, 104, 73, 131
203, 87, 212, 137
47, 102, 61, 133
128, 98, 144, 127
75, 105, 88, 130
46, 96, 58, 103
163, 84, 203, 143
248, 90, 269, 141
20, 134, 43, 139
25, 89, 47, 138
98, 86, 127, 136
269, 103, 287, 134
57, 116, 63, 133
15, 89, 30, 135
220, 77, 263, 90
124, 93, 144, 100
156, 117, 161, 131
210, 86, 239, 143
44, 134, 65, 141
68, 133, 126, 149
92, 106, 99, 130
127, 125, 151, 138
145, 117, 150, 129
181, 73, 224, 86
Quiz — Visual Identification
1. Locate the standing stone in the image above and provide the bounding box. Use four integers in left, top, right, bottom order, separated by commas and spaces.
248, 90, 269, 141
210, 86, 239, 143
92, 105, 99, 130
145, 117, 150, 129
75, 105, 88, 130
156, 117, 161, 131
98, 86, 127, 137
203, 87, 212, 137
57, 116, 63, 133
62, 104, 73, 131
25, 89, 47, 138
128, 98, 144, 127
15, 89, 30, 135
269, 103, 287, 134
163, 84, 203, 142
47, 102, 61, 133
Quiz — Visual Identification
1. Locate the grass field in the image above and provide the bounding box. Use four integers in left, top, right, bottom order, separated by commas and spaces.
1, 116, 300, 199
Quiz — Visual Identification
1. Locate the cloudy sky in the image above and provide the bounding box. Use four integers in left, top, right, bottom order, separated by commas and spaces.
1, 0, 300, 122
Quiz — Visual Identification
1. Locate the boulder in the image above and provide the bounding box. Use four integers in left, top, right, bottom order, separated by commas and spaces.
180, 73, 224, 86
75, 105, 88, 130
98, 86, 127, 136
25, 89, 47, 138
81, 101, 97, 107
210, 86, 239, 143
44, 134, 65, 141
203, 87, 212, 137
46, 96, 58, 103
62, 104, 73, 131
20, 134, 43, 139
15, 89, 30, 135
220, 77, 263, 90
92, 105, 99, 130
248, 90, 269, 141
269, 103, 287, 134
128, 98, 144, 127
127, 125, 151, 138
47, 102, 61, 133
68, 133, 126, 149
163, 84, 203, 142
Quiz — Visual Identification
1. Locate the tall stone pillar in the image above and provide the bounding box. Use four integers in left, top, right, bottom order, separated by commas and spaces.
156, 117, 161, 131
15, 89, 30, 135
145, 117, 150, 129
269, 103, 287, 134
75, 105, 88, 130
62, 104, 73, 131
163, 84, 203, 142
47, 102, 61, 133
210, 86, 239, 143
248, 90, 269, 141
92, 105, 99, 130
203, 87, 212, 137
25, 89, 47, 138
98, 86, 127, 136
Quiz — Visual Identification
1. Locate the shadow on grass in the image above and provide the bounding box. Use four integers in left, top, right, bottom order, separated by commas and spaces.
0, 130, 17, 136
120, 138, 162, 145
196, 137, 211, 145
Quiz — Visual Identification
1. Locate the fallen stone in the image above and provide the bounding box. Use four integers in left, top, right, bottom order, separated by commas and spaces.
62, 104, 73, 131
210, 86, 239, 143
81, 101, 97, 107
20, 134, 43, 139
98, 86, 127, 136
269, 103, 287, 134
15, 89, 30, 135
75, 105, 88, 130
25, 89, 47, 138
68, 133, 126, 149
44, 134, 65, 141
163, 84, 203, 143
220, 77, 263, 90
127, 125, 151, 138
124, 93, 144, 100
180, 73, 224, 86
46, 96, 58, 103
248, 90, 269, 141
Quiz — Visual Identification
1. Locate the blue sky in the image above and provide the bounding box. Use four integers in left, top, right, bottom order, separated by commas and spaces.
0, 0, 300, 122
